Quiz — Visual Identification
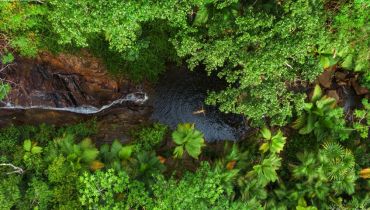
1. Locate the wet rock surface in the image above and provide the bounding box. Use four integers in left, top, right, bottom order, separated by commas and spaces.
1, 52, 368, 142
0, 52, 151, 142
318, 69, 334, 88
0, 52, 247, 142
315, 68, 366, 112
2, 52, 123, 107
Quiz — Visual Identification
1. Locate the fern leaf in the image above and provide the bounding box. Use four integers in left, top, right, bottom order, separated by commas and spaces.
299, 114, 315, 134
292, 114, 306, 129
311, 85, 322, 102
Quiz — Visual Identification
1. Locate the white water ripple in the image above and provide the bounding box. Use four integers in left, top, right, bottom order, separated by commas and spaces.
0, 92, 148, 114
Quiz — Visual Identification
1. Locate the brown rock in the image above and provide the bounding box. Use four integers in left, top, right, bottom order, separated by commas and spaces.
327, 90, 340, 102
337, 81, 348, 86
318, 69, 334, 88
351, 78, 369, 95
3, 51, 129, 108
335, 71, 348, 81
37, 51, 119, 95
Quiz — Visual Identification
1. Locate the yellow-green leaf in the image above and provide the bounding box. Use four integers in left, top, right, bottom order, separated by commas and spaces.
261, 127, 272, 140
259, 142, 269, 153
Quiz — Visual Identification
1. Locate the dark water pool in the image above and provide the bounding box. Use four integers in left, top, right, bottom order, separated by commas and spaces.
149, 67, 247, 142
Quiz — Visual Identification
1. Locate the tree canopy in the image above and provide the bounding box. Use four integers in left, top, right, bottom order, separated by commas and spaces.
1, 0, 368, 125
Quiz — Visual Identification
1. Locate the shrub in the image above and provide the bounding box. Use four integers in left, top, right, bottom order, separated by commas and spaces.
292, 85, 349, 141
353, 99, 370, 139
291, 142, 357, 208
0, 126, 21, 158
78, 169, 129, 209
172, 123, 205, 159
326, 0, 370, 87
132, 123, 168, 152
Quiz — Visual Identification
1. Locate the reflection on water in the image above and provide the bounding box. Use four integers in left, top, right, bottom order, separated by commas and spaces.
150, 67, 246, 141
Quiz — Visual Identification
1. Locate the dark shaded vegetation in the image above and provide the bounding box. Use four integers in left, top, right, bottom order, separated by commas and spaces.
0, 0, 369, 209
1, 0, 369, 124
0, 110, 369, 209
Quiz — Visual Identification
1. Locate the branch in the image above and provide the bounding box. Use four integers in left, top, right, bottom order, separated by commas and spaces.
0, 63, 14, 73
284, 62, 293, 69
0, 163, 24, 175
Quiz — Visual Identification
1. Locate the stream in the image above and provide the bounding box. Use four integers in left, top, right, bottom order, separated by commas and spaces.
0, 58, 246, 142
0, 57, 362, 142
1, 56, 362, 143
1, 92, 148, 114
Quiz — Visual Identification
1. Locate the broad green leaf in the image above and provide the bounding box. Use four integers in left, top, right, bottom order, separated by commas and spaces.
253, 155, 281, 185
299, 114, 315, 135
81, 149, 99, 163
303, 103, 313, 111
259, 142, 269, 153
297, 197, 308, 207
292, 114, 306, 129
173, 146, 184, 159
0, 83, 10, 101
111, 140, 123, 155
341, 55, 353, 69
320, 56, 330, 68
185, 137, 204, 159
311, 85, 322, 102
319, 55, 337, 69
23, 139, 32, 152
118, 145, 133, 160
100, 144, 110, 156
80, 138, 94, 149
354, 61, 366, 72
31, 146, 42, 154
185, 143, 202, 159
316, 97, 336, 110
297, 197, 318, 210
270, 131, 286, 153
172, 131, 187, 145
260, 127, 271, 140
172, 123, 205, 158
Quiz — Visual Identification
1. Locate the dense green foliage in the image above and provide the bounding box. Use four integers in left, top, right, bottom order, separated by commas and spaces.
292, 85, 349, 141
131, 123, 168, 151
0, 118, 368, 209
172, 123, 205, 159
325, 0, 370, 87
0, 0, 369, 209
353, 98, 370, 138
1, 0, 368, 126
0, 82, 10, 101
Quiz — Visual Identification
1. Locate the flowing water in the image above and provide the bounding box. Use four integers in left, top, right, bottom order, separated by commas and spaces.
0, 59, 246, 142
0, 92, 148, 114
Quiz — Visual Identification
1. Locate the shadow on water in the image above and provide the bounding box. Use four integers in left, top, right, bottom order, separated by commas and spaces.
0, 58, 248, 142
149, 66, 247, 142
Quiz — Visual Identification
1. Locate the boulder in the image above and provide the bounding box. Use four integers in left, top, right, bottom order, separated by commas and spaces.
351, 77, 369, 95
318, 69, 334, 88
2, 51, 125, 107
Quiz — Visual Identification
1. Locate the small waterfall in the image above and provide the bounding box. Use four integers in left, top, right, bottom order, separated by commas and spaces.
0, 92, 148, 114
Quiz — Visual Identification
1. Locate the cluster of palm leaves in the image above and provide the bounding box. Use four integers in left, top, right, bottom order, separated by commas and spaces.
292, 85, 349, 141
172, 123, 205, 159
